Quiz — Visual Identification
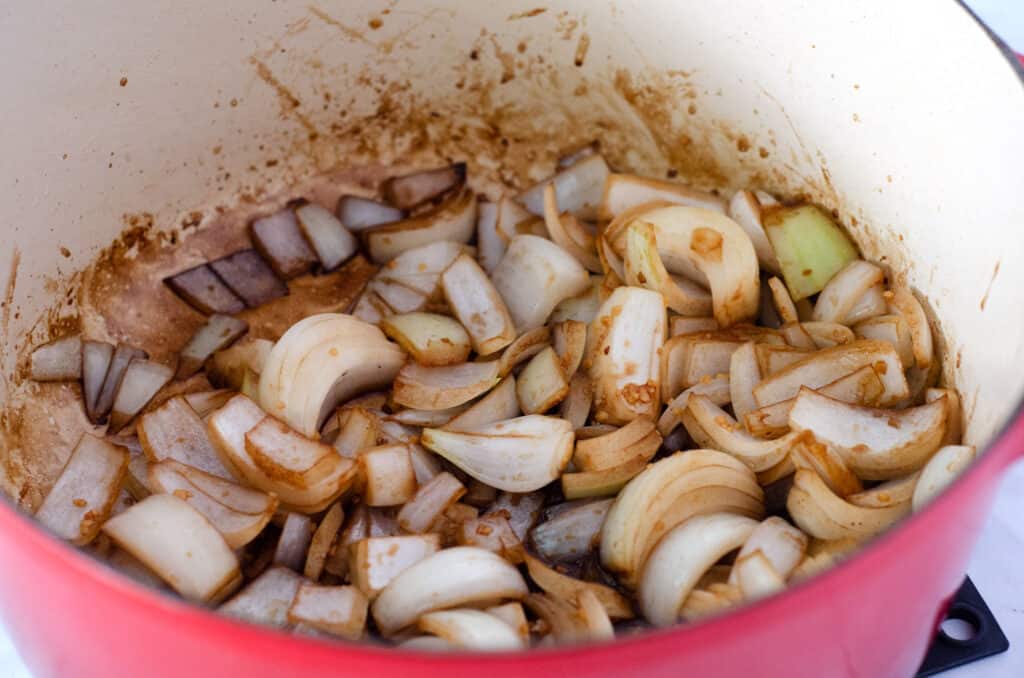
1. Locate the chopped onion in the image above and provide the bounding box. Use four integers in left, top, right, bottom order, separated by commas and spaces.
208, 337, 273, 390
245, 415, 342, 488
444, 376, 520, 432
397, 472, 465, 533
380, 312, 471, 367
94, 343, 149, 423
209, 249, 288, 307
574, 418, 660, 472
847, 473, 919, 509
844, 283, 888, 324
273, 512, 313, 571
928, 388, 963, 446
550, 320, 588, 379
364, 188, 476, 264
486, 602, 530, 642
541, 185, 602, 273
787, 469, 909, 540
801, 321, 855, 348
489, 491, 544, 541
516, 347, 570, 414
164, 263, 245, 315
251, 208, 317, 280
912, 444, 976, 511
755, 344, 813, 376
418, 609, 525, 651
728, 516, 807, 585
559, 373, 594, 430
812, 260, 885, 323
496, 326, 551, 376
588, 286, 666, 424
382, 164, 466, 210
336, 195, 405, 231
623, 220, 714, 317
561, 455, 652, 500
293, 203, 359, 271
220, 567, 302, 627
789, 431, 864, 497
304, 502, 344, 580
550, 276, 603, 324
680, 584, 743, 621
887, 287, 933, 369
727, 190, 780, 274
767, 277, 799, 325
729, 341, 760, 424
288, 584, 368, 639
780, 322, 817, 350
600, 173, 725, 220
520, 154, 610, 221
530, 498, 612, 562
177, 315, 248, 379
371, 546, 528, 634
138, 396, 234, 479
671, 316, 719, 336
30, 334, 82, 381
82, 340, 114, 424
109, 359, 174, 433
523, 554, 633, 620
103, 494, 241, 603
359, 444, 418, 506
733, 550, 785, 600
685, 395, 797, 471
789, 388, 947, 480
657, 376, 731, 437
456, 513, 523, 562
421, 415, 573, 492
332, 407, 381, 457
638, 513, 758, 625
477, 197, 534, 274
351, 534, 441, 600
392, 360, 501, 411
854, 314, 914, 369
441, 252, 516, 355
184, 389, 235, 418
389, 405, 468, 428
35, 434, 129, 545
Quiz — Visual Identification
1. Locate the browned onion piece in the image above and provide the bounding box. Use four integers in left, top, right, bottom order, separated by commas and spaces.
288, 584, 369, 639
574, 418, 660, 472
728, 190, 781, 275
245, 416, 342, 488
656, 376, 732, 437
444, 376, 520, 432
844, 283, 888, 324
139, 396, 234, 479
517, 347, 570, 414
295, 203, 358, 271
489, 491, 544, 542
109, 359, 174, 433
209, 249, 288, 309
397, 471, 466, 533
559, 373, 594, 430
94, 343, 148, 423
623, 220, 714, 317
220, 567, 303, 628
521, 154, 611, 221
382, 164, 466, 210
887, 287, 933, 369
787, 469, 909, 540
359, 444, 418, 506
273, 512, 314, 571
364, 188, 477, 264
523, 554, 633, 620
30, 334, 82, 381
207, 337, 273, 390
768, 277, 799, 325
671, 316, 719, 336
380, 312, 472, 366
457, 513, 524, 563
392, 360, 501, 411
251, 208, 318, 280
164, 263, 246, 315
184, 389, 235, 419
599, 173, 726, 220
82, 340, 114, 423
561, 454, 653, 500
351, 534, 441, 599
530, 498, 613, 563
755, 344, 813, 376
333, 407, 381, 458
854, 314, 914, 369
176, 314, 248, 379
336, 195, 406, 231
304, 502, 345, 580
35, 434, 129, 545
542, 184, 603, 273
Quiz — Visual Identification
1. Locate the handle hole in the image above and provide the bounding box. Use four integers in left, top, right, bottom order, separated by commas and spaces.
939, 604, 985, 646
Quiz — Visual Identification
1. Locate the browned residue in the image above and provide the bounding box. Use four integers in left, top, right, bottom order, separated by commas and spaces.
1, 248, 20, 344
574, 33, 590, 67
490, 35, 518, 84
508, 8, 547, 20
307, 6, 374, 46
249, 57, 319, 140
979, 260, 1000, 311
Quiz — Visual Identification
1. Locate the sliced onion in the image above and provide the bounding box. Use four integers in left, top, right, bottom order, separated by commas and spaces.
550, 276, 603, 324
377, 240, 469, 300
812, 260, 884, 323
245, 415, 343, 488
847, 473, 919, 509
530, 498, 613, 562
208, 338, 273, 390
559, 373, 594, 430
35, 434, 128, 545
478, 197, 535, 274
520, 154, 610, 221
801, 321, 856, 348
733, 549, 785, 600
364, 188, 476, 264
251, 208, 317, 280
680, 584, 743, 621
685, 394, 797, 471
389, 405, 468, 428
684, 339, 743, 394
417, 609, 525, 651
209, 249, 288, 308
752, 339, 908, 408
456, 513, 523, 563
392, 360, 501, 411
551, 320, 587, 379
287, 584, 368, 639
336, 195, 405, 231
176, 315, 248, 379
780, 322, 817, 350
359, 444, 417, 506
887, 287, 933, 369
421, 415, 573, 492
638, 513, 758, 625
729, 341, 760, 424
399, 636, 453, 651
397, 471, 465, 533
371, 546, 528, 634
767, 277, 799, 325
364, 279, 429, 316
588, 286, 666, 424
273, 512, 313, 571
295, 203, 359, 271
184, 389, 235, 419
304, 502, 345, 580
220, 567, 303, 627
486, 602, 530, 642
600, 173, 725, 220
382, 164, 465, 210
844, 283, 888, 324
854, 314, 914, 369
516, 347, 570, 414
139, 396, 234, 479
489, 491, 545, 541
789, 388, 947, 480
30, 334, 82, 381
351, 534, 442, 600
523, 554, 633, 620
787, 469, 909, 540
755, 344, 813, 376
380, 312, 471, 367
729, 516, 807, 585
727, 190, 780, 274
912, 444, 976, 511
623, 220, 714, 317
578, 591, 624, 640
496, 326, 551, 376
441, 252, 516, 355
574, 418, 660, 471
332, 407, 381, 458
657, 375, 731, 437
561, 454, 653, 500
82, 340, 114, 424
103, 493, 240, 603
789, 431, 864, 497
164, 263, 245, 315
95, 344, 150, 424
542, 184, 602, 272
927, 388, 963, 446
462, 479, 498, 508
109, 359, 174, 433
444, 376, 520, 432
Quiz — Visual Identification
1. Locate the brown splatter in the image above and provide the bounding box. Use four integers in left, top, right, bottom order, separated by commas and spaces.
368, 17, 383, 30
2, 248, 21, 343
979, 260, 1001, 311
249, 57, 318, 140
574, 33, 590, 67
59, 247, 71, 259
736, 136, 751, 152
307, 7, 374, 46
490, 36, 517, 84
119, 77, 127, 87
508, 8, 546, 20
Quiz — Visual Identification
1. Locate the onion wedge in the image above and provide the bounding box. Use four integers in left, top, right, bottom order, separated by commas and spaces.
530, 498, 613, 563
371, 547, 528, 635
94, 344, 149, 423
523, 554, 633, 620
82, 340, 114, 423
600, 173, 725, 220
685, 394, 798, 472
727, 190, 780, 274
561, 454, 653, 500
845, 283, 888, 324
35, 434, 129, 545
220, 567, 303, 627
912, 445, 976, 511
245, 416, 343, 489
392, 360, 501, 411
441, 253, 516, 355
376, 241, 469, 300
854, 315, 914, 369
382, 164, 465, 210
477, 197, 535, 273
789, 431, 864, 497
30, 334, 82, 382
657, 376, 731, 437
418, 609, 525, 651
520, 154, 610, 221
273, 512, 313, 571
801, 321, 856, 348
139, 396, 234, 480
516, 347, 570, 414
351, 534, 441, 599
336, 195, 404, 231
728, 516, 807, 585
109, 359, 174, 433
887, 287, 933, 369
496, 326, 551, 376
789, 388, 947, 480
559, 373, 594, 430
380, 312, 471, 366
624, 220, 714, 317
176, 315, 248, 379
486, 602, 530, 642
638, 513, 758, 625
209, 249, 288, 308
397, 472, 465, 533
421, 415, 573, 492
364, 188, 476, 263
444, 376, 520, 432
288, 584, 368, 639
102, 494, 241, 603
847, 473, 919, 509
295, 203, 359, 271
787, 469, 909, 540
812, 260, 885, 323
573, 418, 661, 472
542, 184, 602, 272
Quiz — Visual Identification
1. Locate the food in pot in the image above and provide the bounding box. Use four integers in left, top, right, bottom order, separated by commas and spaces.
17, 151, 968, 649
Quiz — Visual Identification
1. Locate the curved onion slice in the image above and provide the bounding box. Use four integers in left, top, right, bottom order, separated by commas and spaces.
573, 419, 660, 472
680, 583, 743, 621
847, 473, 919, 509
789, 388, 947, 480
258, 313, 405, 436
729, 517, 807, 585
729, 341, 760, 424
336, 195, 404, 231
780, 322, 817, 350
561, 454, 652, 499
477, 197, 536, 274
444, 376, 520, 432
102, 494, 241, 603
600, 450, 764, 586
364, 188, 476, 263
600, 173, 725, 220
303, 502, 344, 580
638, 513, 758, 625
685, 395, 797, 472
530, 498, 613, 562
418, 609, 525, 651
887, 287, 933, 369
733, 550, 785, 600
208, 338, 273, 390
912, 445, 976, 511
523, 554, 633, 619
36, 434, 129, 545
787, 469, 909, 540
139, 396, 234, 480
552, 320, 587, 378
656, 375, 731, 437
624, 221, 714, 316
854, 315, 914, 369
109, 359, 174, 433
380, 312, 471, 366
177, 315, 248, 380
220, 567, 302, 627
517, 347, 569, 414
245, 416, 342, 489
351, 534, 441, 599
397, 472, 465, 533
560, 373, 594, 430
767, 277, 799, 325
491, 235, 590, 333
844, 283, 888, 324
382, 164, 465, 210
371, 546, 528, 634
752, 339, 908, 408
802, 321, 856, 348
728, 190, 780, 274
551, 276, 603, 324
928, 388, 963, 446
587, 286, 666, 424
377, 240, 469, 299
496, 326, 551, 376
812, 260, 885, 323
789, 431, 864, 497
392, 361, 501, 411
442, 253, 517, 355
543, 184, 602, 272
287, 584, 368, 639
421, 415, 573, 492
520, 153, 610, 221
31, 334, 83, 382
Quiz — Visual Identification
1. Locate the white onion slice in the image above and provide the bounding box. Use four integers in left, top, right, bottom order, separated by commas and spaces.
639, 513, 758, 625
530, 498, 613, 563
109, 359, 174, 433
486, 602, 530, 642
812, 260, 885, 323
364, 188, 476, 264
520, 154, 610, 221
559, 373, 594, 430
550, 320, 587, 378
496, 326, 551, 376
376, 240, 469, 300
887, 287, 933, 369
787, 469, 910, 540
790, 430, 864, 497
854, 314, 914, 369
441, 252, 516, 355
912, 444, 976, 511
295, 203, 358, 271
733, 550, 785, 600
489, 491, 545, 541
928, 388, 963, 446
96, 344, 150, 424
397, 471, 465, 533
755, 344, 813, 376
30, 334, 82, 381
208, 338, 273, 390
336, 195, 405, 231
516, 347, 569, 414
304, 502, 344, 580
728, 190, 780, 274
380, 312, 471, 366
444, 376, 520, 432
389, 405, 468, 428
372, 546, 528, 634
671, 316, 719, 336
600, 173, 726, 220
82, 340, 114, 424
847, 473, 920, 509
184, 389, 235, 419
287, 584, 368, 639
780, 322, 817, 350
220, 567, 303, 628
382, 164, 465, 210
522, 554, 633, 620
657, 375, 731, 437
359, 444, 418, 506
685, 394, 797, 472
273, 512, 313, 571
177, 315, 248, 380
103, 494, 241, 603
767, 277, 799, 325
573, 418, 660, 471
35, 434, 129, 545
139, 396, 234, 479
623, 220, 714, 317
392, 360, 501, 411
729, 516, 807, 585
422, 415, 573, 492
333, 407, 381, 457
729, 341, 760, 424
351, 534, 442, 600
245, 415, 342, 488
418, 609, 525, 651
801, 321, 856, 348
550, 276, 603, 324
542, 184, 602, 273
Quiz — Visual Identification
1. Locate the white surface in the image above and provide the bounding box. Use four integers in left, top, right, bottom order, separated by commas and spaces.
0, 3, 1021, 678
